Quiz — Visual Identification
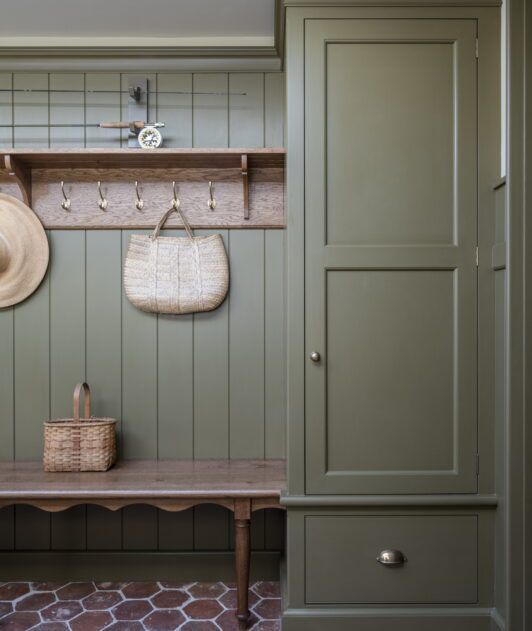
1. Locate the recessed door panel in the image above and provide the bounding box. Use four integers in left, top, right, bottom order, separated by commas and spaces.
305, 19, 478, 494
327, 42, 455, 246
327, 270, 455, 473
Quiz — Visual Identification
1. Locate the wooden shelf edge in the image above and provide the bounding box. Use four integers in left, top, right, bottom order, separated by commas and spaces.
0, 147, 286, 170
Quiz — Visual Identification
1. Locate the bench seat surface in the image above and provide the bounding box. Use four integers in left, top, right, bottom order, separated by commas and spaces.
0, 459, 286, 500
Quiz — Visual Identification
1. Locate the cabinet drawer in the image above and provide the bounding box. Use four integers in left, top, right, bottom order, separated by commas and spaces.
305, 515, 477, 604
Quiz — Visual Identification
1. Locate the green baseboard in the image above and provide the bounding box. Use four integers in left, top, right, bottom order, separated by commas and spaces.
0, 551, 280, 582
282, 608, 493, 631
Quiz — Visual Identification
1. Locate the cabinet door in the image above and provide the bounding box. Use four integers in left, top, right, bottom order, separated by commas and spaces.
305, 19, 478, 494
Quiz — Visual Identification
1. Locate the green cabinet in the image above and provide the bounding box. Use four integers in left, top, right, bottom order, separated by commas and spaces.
304, 19, 479, 494
305, 515, 478, 604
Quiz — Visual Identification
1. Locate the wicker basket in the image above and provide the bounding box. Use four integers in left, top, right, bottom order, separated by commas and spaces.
43, 382, 116, 472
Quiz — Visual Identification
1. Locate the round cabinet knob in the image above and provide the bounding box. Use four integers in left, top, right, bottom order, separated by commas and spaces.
376, 549, 407, 566
309, 351, 321, 363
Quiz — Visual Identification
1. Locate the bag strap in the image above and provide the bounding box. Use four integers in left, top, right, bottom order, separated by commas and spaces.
73, 382, 91, 421
152, 206, 194, 240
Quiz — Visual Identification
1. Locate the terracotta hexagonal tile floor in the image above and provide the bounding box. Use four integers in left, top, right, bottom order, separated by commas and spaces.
0, 581, 281, 630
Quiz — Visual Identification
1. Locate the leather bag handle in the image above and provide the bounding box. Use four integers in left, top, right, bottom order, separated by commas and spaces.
151, 206, 194, 240
73, 382, 91, 421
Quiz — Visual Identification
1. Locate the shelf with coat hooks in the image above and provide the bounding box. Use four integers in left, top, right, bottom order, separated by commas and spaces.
0, 148, 285, 229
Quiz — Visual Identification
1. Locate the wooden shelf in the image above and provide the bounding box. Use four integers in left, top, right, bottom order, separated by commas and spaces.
0, 148, 285, 171
0, 148, 286, 228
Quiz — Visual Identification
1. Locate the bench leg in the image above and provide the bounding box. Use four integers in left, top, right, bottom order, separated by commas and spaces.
234, 499, 251, 630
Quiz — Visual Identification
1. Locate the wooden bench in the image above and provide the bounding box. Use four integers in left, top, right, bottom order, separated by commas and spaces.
0, 459, 286, 629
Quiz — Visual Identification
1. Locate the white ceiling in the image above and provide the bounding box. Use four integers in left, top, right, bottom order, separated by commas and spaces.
0, 0, 276, 46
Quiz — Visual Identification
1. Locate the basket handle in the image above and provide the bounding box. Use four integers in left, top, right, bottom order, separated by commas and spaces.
73, 382, 91, 420
151, 206, 194, 241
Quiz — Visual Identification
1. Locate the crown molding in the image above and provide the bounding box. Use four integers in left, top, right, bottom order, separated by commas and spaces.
0, 0, 286, 71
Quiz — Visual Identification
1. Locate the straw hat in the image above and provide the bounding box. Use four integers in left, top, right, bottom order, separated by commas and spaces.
0, 193, 49, 308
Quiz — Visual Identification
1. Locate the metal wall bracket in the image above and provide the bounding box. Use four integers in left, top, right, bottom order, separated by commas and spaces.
127, 76, 149, 147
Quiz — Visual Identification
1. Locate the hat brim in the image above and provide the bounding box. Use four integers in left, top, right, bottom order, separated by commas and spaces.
0, 193, 49, 308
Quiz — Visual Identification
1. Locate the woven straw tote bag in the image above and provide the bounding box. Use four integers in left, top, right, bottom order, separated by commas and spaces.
43, 382, 116, 472
124, 205, 229, 315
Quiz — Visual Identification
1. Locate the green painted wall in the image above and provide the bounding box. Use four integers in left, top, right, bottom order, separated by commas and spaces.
0, 71, 286, 556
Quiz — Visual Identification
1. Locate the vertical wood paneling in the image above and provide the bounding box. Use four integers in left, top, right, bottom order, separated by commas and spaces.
157, 74, 192, 148
49, 231, 87, 549
121, 229, 159, 547
122, 505, 158, 550
193, 231, 230, 459
265, 231, 286, 459
13, 73, 48, 148
158, 510, 194, 551
0, 508, 14, 550
50, 73, 84, 147
86, 231, 123, 550
2, 71, 285, 556
121, 230, 158, 458
14, 274, 50, 549
192, 74, 228, 148
0, 73, 13, 147
156, 76, 195, 548
0, 301, 14, 551
229, 73, 264, 147
193, 229, 230, 549
229, 231, 265, 458
265, 73, 285, 148
157, 310, 193, 459
85, 74, 121, 148
0, 308, 14, 460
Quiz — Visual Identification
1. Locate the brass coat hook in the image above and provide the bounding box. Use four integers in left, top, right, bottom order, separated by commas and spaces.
97, 181, 108, 211
60, 181, 71, 211
208, 180, 216, 210
171, 181, 180, 210
134, 181, 144, 211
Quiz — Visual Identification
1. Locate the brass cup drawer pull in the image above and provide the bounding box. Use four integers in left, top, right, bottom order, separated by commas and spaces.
376, 549, 407, 566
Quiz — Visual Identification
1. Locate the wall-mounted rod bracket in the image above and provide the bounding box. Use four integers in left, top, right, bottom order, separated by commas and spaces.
3, 155, 32, 206
241, 154, 249, 220
128, 85, 142, 102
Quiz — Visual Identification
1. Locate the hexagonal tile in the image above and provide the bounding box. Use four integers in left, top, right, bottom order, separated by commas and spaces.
36, 624, 69, 631
94, 581, 127, 591
31, 582, 66, 592
251, 582, 281, 599
187, 582, 227, 599
219, 588, 259, 611
112, 599, 153, 620
252, 598, 281, 620
0, 601, 14, 617
253, 622, 282, 631
105, 622, 145, 631
151, 589, 188, 609
82, 590, 122, 610
143, 609, 186, 630
180, 622, 219, 631
0, 583, 29, 601
0, 611, 40, 630
56, 583, 95, 601
159, 581, 192, 590
183, 599, 223, 620
70, 611, 113, 631
41, 600, 83, 621
216, 609, 258, 631
15, 591, 55, 611
121, 582, 160, 599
